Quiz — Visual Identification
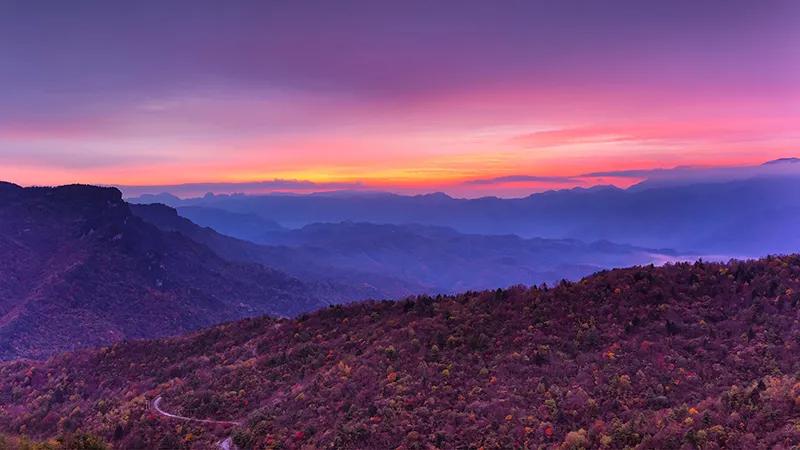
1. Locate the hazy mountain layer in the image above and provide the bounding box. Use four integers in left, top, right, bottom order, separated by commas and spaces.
133, 204, 679, 294
131, 203, 424, 300
130, 173, 800, 256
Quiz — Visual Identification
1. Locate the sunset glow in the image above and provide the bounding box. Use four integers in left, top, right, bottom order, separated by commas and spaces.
1, 0, 798, 197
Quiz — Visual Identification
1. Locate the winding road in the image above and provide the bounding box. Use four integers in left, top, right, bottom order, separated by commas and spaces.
152, 396, 241, 426
151, 396, 241, 449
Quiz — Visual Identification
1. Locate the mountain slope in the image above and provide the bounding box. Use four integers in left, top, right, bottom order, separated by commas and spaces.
129, 203, 425, 299
177, 205, 286, 242
0, 183, 327, 360
2, 256, 800, 448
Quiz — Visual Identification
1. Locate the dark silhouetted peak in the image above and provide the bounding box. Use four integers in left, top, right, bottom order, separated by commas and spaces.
10, 184, 125, 209
528, 184, 623, 199
125, 191, 181, 204
415, 191, 453, 201
51, 184, 124, 204
0, 183, 122, 204
584, 184, 624, 192
0, 181, 22, 192
130, 202, 180, 221
308, 189, 394, 198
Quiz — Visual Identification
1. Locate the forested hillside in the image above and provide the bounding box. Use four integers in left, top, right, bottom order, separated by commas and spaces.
2, 256, 800, 449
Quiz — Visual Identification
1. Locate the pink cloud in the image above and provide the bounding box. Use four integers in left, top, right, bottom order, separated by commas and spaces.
510, 118, 800, 148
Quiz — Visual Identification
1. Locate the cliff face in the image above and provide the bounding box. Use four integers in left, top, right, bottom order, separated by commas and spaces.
0, 184, 325, 360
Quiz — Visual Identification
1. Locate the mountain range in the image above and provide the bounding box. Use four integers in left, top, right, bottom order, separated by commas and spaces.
0, 183, 676, 360
129, 164, 800, 256
1, 175, 799, 448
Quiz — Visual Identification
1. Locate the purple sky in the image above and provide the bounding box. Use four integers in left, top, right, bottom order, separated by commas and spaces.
1, 0, 798, 196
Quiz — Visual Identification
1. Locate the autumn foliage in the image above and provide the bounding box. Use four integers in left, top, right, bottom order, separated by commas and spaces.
2, 256, 800, 448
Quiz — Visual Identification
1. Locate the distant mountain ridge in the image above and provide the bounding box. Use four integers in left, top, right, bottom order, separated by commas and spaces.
129, 173, 800, 255
0, 183, 328, 360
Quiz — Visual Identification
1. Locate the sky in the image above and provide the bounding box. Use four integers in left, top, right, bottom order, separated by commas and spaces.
1, 0, 798, 197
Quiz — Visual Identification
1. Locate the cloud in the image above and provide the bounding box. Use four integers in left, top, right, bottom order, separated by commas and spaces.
511, 126, 635, 147
119, 179, 366, 198
461, 157, 800, 191
583, 159, 800, 179
581, 167, 698, 178
463, 175, 578, 185
511, 119, 800, 149
582, 158, 800, 190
